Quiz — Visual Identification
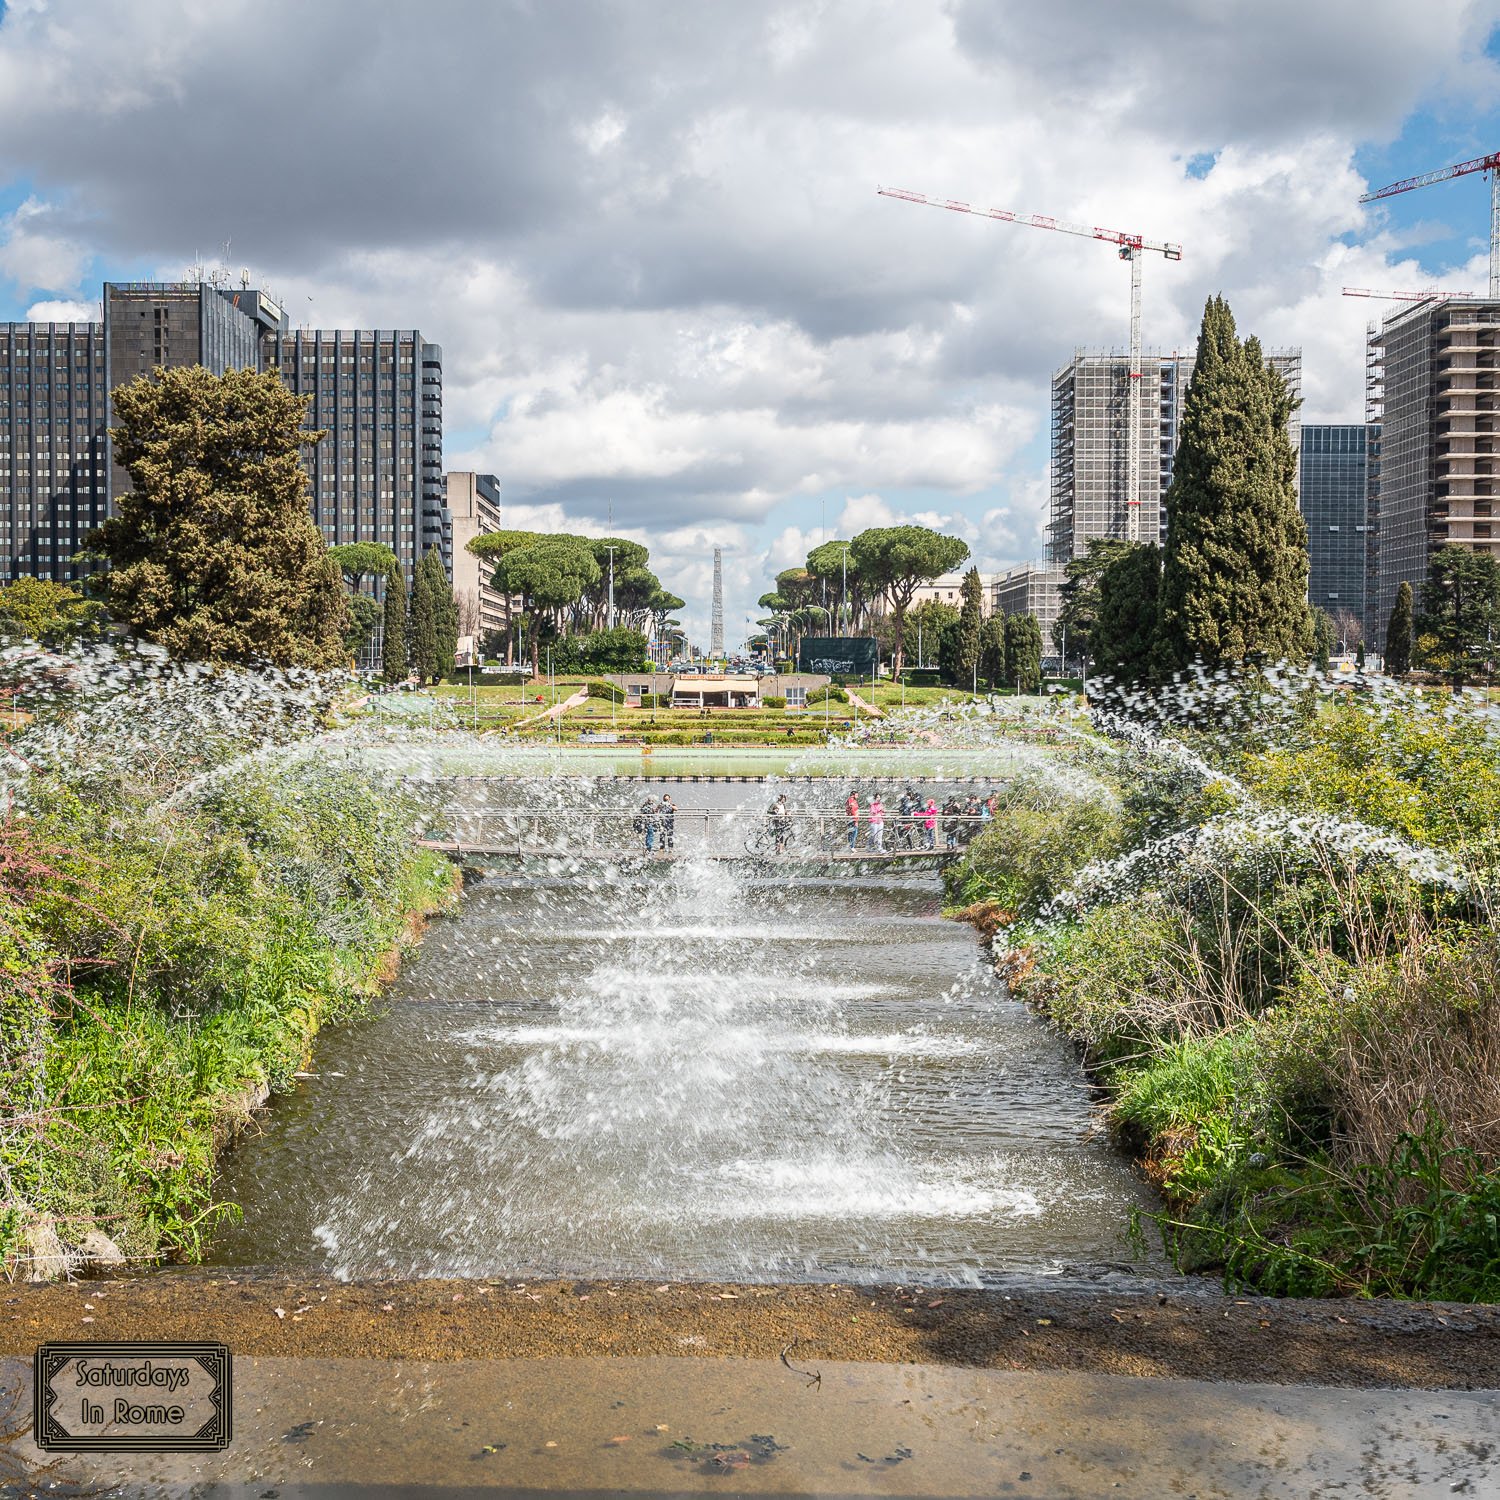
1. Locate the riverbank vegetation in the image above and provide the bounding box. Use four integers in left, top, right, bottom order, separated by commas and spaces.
1, 644, 454, 1278
947, 675, 1500, 1301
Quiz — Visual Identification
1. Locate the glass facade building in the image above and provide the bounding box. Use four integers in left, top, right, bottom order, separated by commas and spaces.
1298, 424, 1369, 638
0, 322, 109, 584
262, 327, 447, 580
0, 281, 444, 590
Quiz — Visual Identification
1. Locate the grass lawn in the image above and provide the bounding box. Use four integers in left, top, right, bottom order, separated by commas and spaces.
411, 677, 1062, 743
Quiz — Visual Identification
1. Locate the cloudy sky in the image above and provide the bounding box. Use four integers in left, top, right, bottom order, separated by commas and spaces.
2, 0, 1499, 643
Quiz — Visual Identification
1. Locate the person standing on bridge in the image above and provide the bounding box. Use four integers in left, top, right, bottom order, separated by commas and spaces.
845, 790, 860, 850
659, 793, 676, 852
638, 793, 660, 854
921, 797, 938, 850
868, 794, 886, 854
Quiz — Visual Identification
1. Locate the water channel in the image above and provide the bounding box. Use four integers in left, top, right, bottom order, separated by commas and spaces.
209, 779, 1161, 1283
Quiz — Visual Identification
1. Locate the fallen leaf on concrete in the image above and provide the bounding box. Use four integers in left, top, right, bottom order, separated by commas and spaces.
274, 1307, 286, 1319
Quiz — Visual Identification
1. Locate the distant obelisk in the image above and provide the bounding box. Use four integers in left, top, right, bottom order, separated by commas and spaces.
710, 547, 724, 657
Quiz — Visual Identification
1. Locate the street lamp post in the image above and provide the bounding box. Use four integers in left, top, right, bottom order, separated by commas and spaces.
604, 544, 618, 631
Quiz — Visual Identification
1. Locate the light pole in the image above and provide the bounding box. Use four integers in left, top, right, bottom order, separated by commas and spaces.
604, 544, 618, 631
839, 546, 851, 636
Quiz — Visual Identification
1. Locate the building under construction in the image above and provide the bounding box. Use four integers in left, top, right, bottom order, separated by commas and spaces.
1365, 297, 1500, 648
1046, 348, 1302, 564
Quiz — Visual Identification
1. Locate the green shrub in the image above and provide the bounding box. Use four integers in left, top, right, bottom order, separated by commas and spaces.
761, 695, 786, 709
955, 790, 1123, 915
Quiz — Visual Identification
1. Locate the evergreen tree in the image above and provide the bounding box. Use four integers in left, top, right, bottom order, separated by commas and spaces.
1416, 544, 1500, 677
1004, 613, 1042, 692
409, 557, 438, 682
1313, 608, 1337, 671
431, 552, 459, 679
979, 616, 1007, 690
1092, 543, 1161, 683
381, 561, 408, 684
1054, 537, 1131, 675
1385, 580, 1413, 676
1155, 296, 1313, 675
955, 566, 983, 688
88, 365, 349, 668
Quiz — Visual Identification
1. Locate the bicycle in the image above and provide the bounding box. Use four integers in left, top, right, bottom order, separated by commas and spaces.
744, 822, 795, 857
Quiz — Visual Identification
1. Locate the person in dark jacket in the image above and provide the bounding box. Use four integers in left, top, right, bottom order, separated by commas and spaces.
638, 794, 659, 853
659, 793, 676, 851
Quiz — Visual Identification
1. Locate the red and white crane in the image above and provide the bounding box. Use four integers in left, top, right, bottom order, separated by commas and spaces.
1359, 151, 1500, 298
1342, 286, 1474, 302
878, 187, 1182, 543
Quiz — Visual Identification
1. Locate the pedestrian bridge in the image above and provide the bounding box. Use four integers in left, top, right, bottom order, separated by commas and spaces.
420, 807, 983, 865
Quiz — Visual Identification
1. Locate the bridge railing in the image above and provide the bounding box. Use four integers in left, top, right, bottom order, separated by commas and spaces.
427, 807, 994, 856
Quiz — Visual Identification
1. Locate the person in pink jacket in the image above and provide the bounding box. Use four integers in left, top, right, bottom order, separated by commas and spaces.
868, 794, 886, 853
921, 797, 938, 850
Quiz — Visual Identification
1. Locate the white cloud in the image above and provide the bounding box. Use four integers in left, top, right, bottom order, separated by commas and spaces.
0, 197, 89, 296
0, 1, 1497, 636
24, 297, 98, 323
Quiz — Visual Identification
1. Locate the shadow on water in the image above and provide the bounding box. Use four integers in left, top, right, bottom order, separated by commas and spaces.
209, 780, 1163, 1283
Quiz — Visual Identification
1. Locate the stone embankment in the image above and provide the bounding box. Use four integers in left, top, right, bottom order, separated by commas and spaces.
5, 1273, 1497, 1389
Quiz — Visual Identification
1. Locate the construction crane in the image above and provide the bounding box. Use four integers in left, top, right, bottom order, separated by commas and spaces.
878, 187, 1182, 543
1342, 286, 1475, 302
1359, 152, 1500, 298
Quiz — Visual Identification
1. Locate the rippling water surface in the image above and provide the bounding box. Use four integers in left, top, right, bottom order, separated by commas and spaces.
210, 783, 1160, 1283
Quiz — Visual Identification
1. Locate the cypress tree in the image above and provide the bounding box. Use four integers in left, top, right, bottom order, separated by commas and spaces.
1155, 296, 1313, 675
979, 616, 1007, 690
381, 561, 408, 684
955, 566, 983, 688
1092, 543, 1161, 684
416, 548, 456, 682
409, 558, 438, 683
1004, 613, 1042, 692
1385, 581, 1413, 675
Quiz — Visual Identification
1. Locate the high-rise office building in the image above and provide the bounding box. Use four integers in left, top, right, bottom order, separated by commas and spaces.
0, 279, 444, 591
1047, 348, 1302, 564
0, 321, 109, 584
1365, 297, 1500, 648
1298, 424, 1370, 641
445, 470, 505, 645
262, 326, 446, 580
